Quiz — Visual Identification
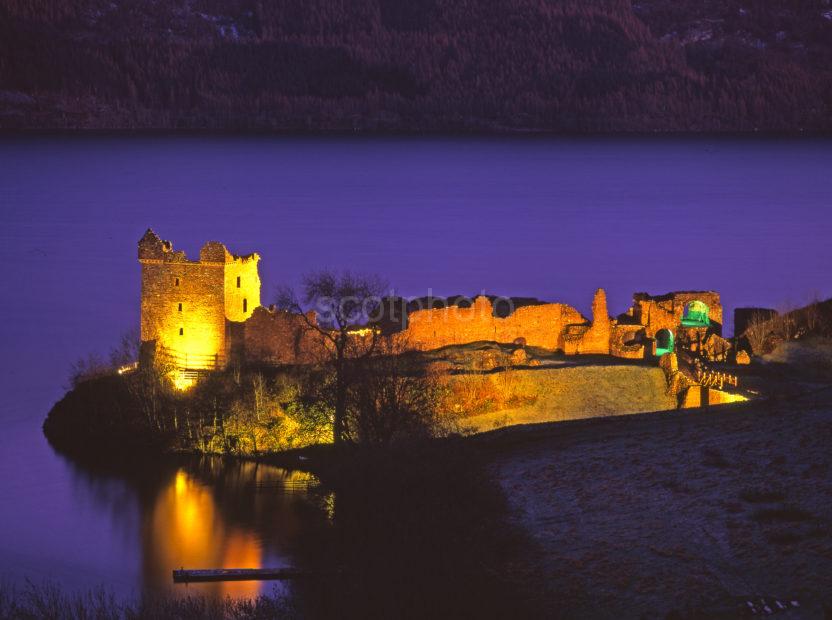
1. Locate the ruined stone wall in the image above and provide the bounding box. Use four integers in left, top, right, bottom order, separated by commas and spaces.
244, 306, 329, 365
631, 291, 723, 337
240, 288, 724, 362
138, 232, 727, 370
575, 288, 611, 354
609, 323, 646, 359
401, 295, 586, 351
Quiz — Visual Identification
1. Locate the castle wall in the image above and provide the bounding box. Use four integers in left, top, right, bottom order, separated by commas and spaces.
576, 288, 611, 354
223, 252, 261, 324
609, 324, 646, 359
244, 307, 329, 365
631, 291, 723, 337
140, 258, 227, 366
400, 295, 586, 351
138, 230, 728, 370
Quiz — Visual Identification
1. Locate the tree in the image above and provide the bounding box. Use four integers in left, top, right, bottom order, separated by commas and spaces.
276, 270, 387, 445
109, 327, 141, 369
743, 310, 775, 356
804, 293, 821, 334
345, 337, 449, 445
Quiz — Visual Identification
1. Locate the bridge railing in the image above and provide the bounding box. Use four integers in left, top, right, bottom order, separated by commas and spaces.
695, 368, 738, 390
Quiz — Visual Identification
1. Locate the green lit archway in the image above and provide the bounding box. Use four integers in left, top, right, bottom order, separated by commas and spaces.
681, 300, 710, 328
655, 328, 675, 357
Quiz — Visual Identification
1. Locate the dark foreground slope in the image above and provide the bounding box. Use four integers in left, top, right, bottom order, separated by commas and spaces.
485, 389, 832, 618
1, 0, 830, 131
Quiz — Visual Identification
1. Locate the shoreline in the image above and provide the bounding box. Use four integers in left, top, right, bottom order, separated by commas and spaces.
40, 370, 832, 616
4, 129, 832, 140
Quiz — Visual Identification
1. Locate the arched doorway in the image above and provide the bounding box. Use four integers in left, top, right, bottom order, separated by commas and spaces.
655, 328, 675, 356
681, 300, 710, 328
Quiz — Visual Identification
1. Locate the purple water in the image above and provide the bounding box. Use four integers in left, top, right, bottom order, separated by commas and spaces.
0, 135, 830, 597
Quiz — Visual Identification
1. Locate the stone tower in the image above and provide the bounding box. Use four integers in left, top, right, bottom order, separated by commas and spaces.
138, 229, 261, 369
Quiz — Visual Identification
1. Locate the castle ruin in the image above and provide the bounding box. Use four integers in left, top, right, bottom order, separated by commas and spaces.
138, 231, 726, 375
138, 229, 260, 370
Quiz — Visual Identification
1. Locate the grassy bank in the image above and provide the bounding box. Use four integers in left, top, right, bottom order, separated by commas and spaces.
44, 343, 678, 459
454, 364, 676, 431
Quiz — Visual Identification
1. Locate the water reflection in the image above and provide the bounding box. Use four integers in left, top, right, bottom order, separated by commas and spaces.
61, 454, 326, 599
144, 468, 261, 597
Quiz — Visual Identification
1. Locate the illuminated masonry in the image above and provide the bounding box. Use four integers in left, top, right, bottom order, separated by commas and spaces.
138, 229, 260, 369
139, 230, 724, 370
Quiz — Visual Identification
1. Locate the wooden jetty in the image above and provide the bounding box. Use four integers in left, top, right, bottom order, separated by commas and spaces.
173, 567, 311, 583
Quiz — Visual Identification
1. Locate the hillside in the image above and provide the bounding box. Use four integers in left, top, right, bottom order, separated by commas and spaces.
1, 0, 830, 131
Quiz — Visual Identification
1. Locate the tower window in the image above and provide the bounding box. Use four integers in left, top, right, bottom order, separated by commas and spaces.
177, 303, 182, 312
179, 327, 184, 335
243, 298, 248, 313
175, 277, 180, 287
236, 276, 241, 288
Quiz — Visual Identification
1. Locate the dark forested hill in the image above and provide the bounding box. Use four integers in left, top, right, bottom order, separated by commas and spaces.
1, 0, 830, 131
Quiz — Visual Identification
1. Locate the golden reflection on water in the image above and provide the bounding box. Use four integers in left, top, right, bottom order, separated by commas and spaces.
143, 465, 318, 598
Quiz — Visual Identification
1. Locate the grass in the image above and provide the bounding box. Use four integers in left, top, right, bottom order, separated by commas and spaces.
450, 364, 676, 431
0, 582, 296, 620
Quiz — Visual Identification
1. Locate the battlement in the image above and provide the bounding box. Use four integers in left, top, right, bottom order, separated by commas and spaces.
139, 229, 260, 265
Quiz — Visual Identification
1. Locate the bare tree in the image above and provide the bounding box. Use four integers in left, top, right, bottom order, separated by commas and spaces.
774, 301, 798, 341
804, 292, 821, 334
743, 310, 774, 356
67, 354, 111, 389
276, 270, 387, 444
109, 327, 141, 369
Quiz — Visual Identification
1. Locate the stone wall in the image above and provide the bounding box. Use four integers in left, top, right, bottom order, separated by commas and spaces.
609, 324, 646, 359
628, 291, 723, 337
139, 231, 227, 368
564, 289, 611, 354
138, 231, 729, 371
400, 295, 587, 351
243, 306, 329, 365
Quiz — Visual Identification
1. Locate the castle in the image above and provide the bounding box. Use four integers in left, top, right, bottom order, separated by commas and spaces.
138, 230, 261, 370
138, 230, 727, 376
